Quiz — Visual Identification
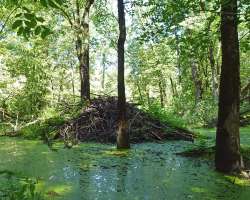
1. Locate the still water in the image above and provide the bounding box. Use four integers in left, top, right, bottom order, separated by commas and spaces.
0, 128, 249, 200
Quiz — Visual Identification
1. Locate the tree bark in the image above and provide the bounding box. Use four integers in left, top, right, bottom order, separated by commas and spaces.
159, 80, 164, 108
215, 0, 244, 173
75, 0, 94, 101
174, 27, 182, 84
70, 62, 75, 102
80, 22, 90, 101
50, 79, 54, 105
216, 42, 221, 84
191, 60, 203, 104
135, 78, 143, 104
117, 0, 129, 149
209, 45, 218, 100
58, 70, 65, 102
170, 77, 176, 97
102, 53, 106, 89
146, 89, 150, 106
158, 73, 166, 108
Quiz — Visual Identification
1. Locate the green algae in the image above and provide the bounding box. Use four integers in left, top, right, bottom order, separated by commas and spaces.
0, 130, 249, 200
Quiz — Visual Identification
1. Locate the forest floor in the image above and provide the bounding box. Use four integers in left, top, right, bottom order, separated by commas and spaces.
55, 96, 194, 145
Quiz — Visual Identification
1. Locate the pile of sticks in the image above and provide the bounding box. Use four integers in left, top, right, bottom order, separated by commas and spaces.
58, 97, 194, 143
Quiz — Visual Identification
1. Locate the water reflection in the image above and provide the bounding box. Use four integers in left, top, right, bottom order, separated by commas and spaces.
116, 159, 129, 193
0, 138, 250, 200
63, 166, 77, 179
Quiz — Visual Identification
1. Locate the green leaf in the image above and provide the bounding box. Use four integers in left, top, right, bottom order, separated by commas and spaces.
24, 21, 36, 29
12, 20, 23, 29
22, 6, 30, 13
56, 0, 67, 6
29, 182, 35, 197
23, 27, 31, 39
48, 0, 60, 9
36, 17, 45, 22
41, 28, 52, 39
15, 13, 23, 18
40, 0, 48, 7
34, 26, 42, 35
24, 13, 36, 21
25, 19, 37, 28
54, 0, 63, 4
24, 27, 31, 35
17, 26, 24, 35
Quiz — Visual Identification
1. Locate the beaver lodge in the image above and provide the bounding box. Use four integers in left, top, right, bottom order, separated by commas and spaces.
57, 97, 194, 144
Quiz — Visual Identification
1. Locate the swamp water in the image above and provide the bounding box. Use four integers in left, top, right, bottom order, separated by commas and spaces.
0, 128, 250, 200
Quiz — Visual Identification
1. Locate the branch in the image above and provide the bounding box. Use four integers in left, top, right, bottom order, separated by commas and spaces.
240, 31, 249, 41
50, 0, 73, 27
0, 0, 23, 35
81, 0, 95, 22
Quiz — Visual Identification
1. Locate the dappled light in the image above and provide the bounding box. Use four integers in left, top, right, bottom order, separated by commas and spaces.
0, 0, 249, 199
0, 130, 250, 199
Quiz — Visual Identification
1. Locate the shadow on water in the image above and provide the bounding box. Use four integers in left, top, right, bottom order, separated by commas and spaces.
0, 132, 249, 200
116, 158, 128, 194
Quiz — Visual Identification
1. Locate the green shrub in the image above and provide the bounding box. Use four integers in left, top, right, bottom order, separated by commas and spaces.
142, 102, 188, 130
18, 116, 65, 140
0, 172, 44, 200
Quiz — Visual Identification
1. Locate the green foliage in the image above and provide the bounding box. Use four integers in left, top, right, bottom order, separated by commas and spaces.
0, 172, 44, 200
2, 42, 50, 120
18, 106, 65, 139
143, 102, 188, 130
17, 100, 83, 139
0, 0, 249, 144
12, 7, 51, 39
172, 95, 218, 128
0, 123, 12, 135
18, 117, 63, 139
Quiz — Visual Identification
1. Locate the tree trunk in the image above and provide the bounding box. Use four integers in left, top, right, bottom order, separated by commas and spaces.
135, 78, 143, 104
58, 70, 64, 102
71, 62, 75, 102
75, 0, 94, 101
209, 45, 218, 100
174, 27, 181, 84
158, 73, 166, 108
216, 42, 221, 84
146, 89, 150, 106
159, 80, 164, 108
191, 60, 203, 104
215, 0, 243, 173
117, 0, 129, 149
102, 53, 106, 90
170, 77, 176, 97
82, 23, 90, 100
78, 17, 90, 101
50, 79, 54, 105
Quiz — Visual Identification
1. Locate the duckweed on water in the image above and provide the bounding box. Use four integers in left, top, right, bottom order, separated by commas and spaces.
0, 129, 250, 200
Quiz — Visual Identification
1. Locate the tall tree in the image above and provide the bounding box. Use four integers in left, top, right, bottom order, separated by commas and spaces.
117, 0, 129, 149
215, 0, 243, 172
75, 0, 94, 101
36, 0, 94, 101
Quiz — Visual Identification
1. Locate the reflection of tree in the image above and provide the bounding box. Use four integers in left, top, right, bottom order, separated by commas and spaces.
116, 160, 128, 193
78, 168, 91, 200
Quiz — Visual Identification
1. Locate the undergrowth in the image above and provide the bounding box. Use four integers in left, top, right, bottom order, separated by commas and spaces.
142, 103, 188, 131
0, 101, 84, 140
0, 171, 44, 200
19, 102, 84, 140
